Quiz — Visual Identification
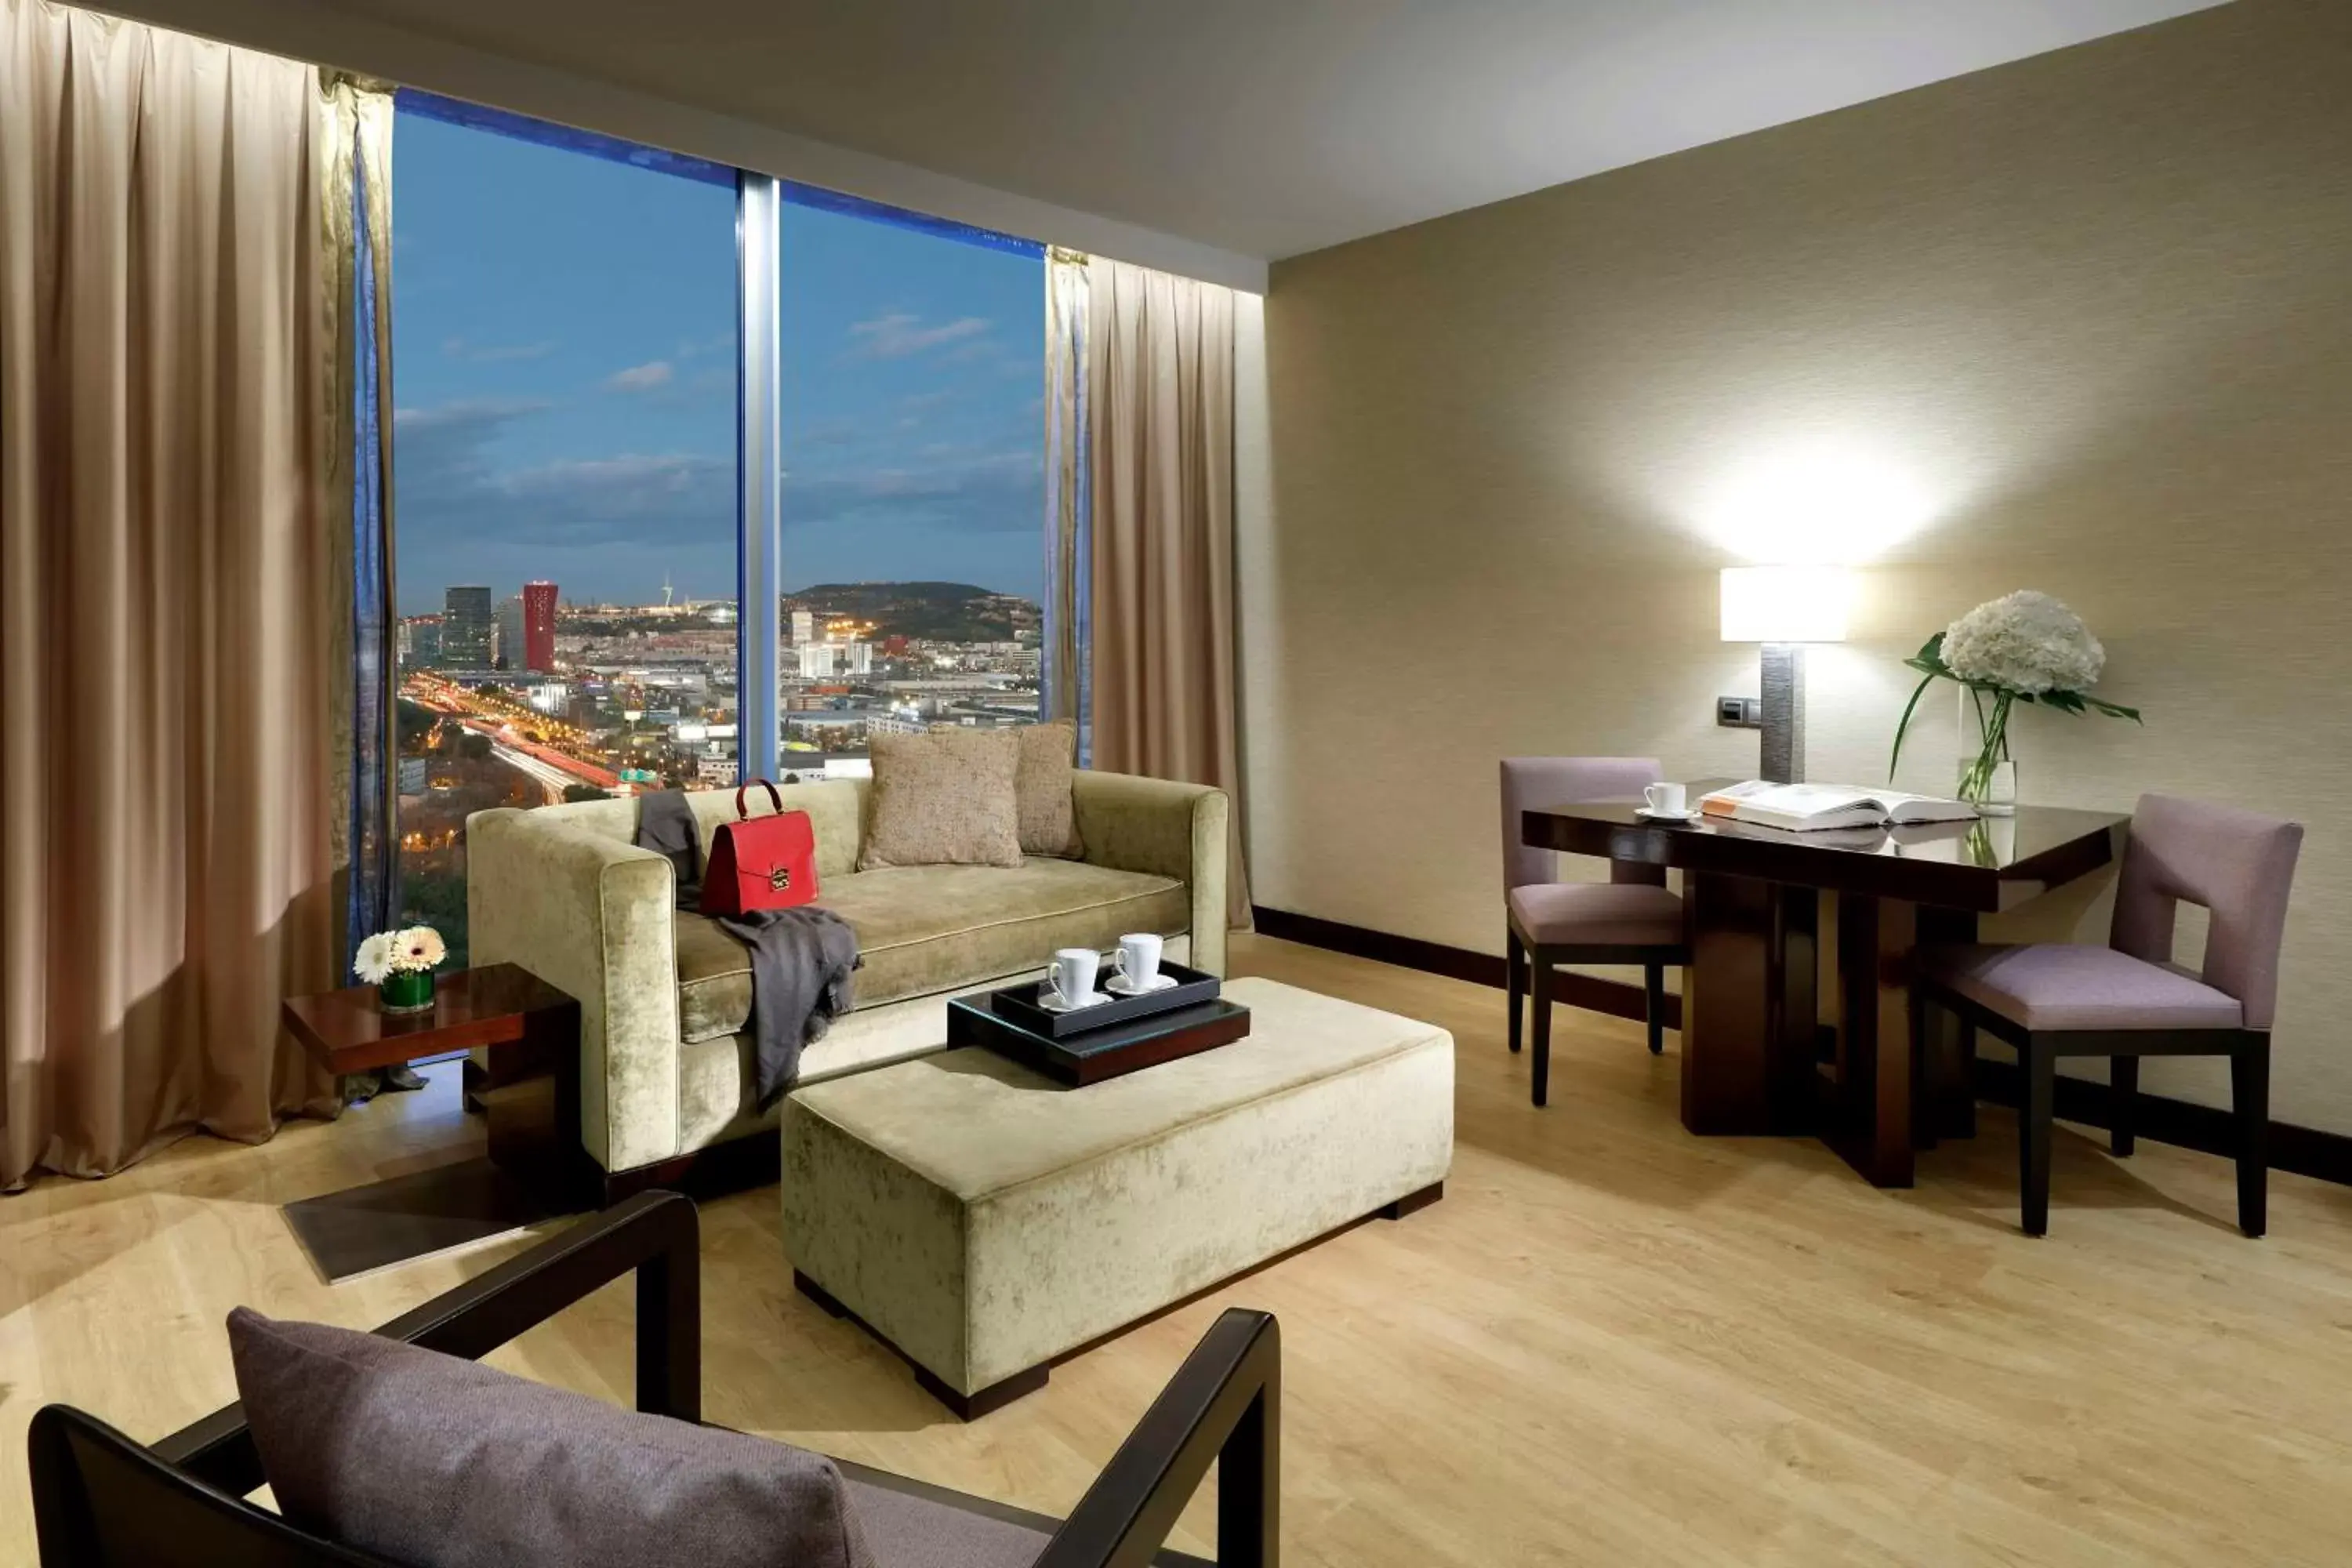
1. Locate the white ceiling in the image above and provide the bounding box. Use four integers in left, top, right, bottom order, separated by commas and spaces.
122, 0, 2227, 270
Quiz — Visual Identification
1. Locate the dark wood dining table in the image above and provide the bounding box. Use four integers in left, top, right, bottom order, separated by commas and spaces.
1522, 783, 2129, 1186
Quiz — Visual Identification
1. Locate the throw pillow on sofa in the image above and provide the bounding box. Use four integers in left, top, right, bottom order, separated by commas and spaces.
856, 728, 1024, 869
1014, 720, 1083, 858
227, 1308, 875, 1568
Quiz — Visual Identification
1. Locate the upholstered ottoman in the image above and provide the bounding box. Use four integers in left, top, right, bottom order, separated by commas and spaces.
780, 977, 1454, 1416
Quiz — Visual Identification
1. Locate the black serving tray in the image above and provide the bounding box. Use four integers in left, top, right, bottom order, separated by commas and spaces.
949, 994, 1251, 1087
989, 957, 1221, 1039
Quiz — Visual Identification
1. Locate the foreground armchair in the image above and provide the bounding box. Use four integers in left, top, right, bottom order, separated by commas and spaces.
30, 1192, 1279, 1568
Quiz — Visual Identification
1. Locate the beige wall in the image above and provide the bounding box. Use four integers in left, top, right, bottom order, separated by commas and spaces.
1254, 0, 2352, 1131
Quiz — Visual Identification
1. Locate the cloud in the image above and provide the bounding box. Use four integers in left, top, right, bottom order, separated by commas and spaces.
602, 360, 675, 393
393, 398, 731, 557
440, 336, 558, 364
782, 448, 1042, 536
847, 313, 992, 359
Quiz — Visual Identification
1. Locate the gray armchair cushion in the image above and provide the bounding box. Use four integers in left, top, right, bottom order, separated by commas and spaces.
844, 1478, 1048, 1568
1921, 942, 2245, 1032
227, 1308, 874, 1568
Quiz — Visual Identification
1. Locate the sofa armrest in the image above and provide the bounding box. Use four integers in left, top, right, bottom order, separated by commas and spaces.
1072, 772, 1230, 976
466, 808, 681, 1172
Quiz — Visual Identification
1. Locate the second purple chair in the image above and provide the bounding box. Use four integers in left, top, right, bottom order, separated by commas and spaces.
1915, 793, 2302, 1237
1501, 757, 1689, 1107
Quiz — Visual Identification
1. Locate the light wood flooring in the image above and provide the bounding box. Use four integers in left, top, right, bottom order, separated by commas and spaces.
5, 934, 2352, 1565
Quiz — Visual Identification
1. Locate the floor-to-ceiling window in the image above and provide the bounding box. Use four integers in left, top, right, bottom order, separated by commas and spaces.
774, 197, 1045, 776
390, 100, 739, 964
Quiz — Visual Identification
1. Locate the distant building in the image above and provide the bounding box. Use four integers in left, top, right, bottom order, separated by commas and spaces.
841, 641, 873, 675
790, 609, 817, 646
522, 581, 558, 672
797, 643, 840, 679
441, 586, 492, 669
398, 616, 441, 667
882, 633, 909, 656
492, 594, 525, 671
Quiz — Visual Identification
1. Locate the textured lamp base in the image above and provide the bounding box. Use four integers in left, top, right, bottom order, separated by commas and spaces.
1760, 642, 1806, 783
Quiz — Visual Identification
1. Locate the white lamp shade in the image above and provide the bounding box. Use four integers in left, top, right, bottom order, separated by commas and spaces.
1719, 565, 1852, 644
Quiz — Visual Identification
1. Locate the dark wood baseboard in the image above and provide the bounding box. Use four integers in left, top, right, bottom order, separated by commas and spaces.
1252, 905, 1681, 1030
1973, 1058, 2352, 1187
1252, 905, 2352, 1189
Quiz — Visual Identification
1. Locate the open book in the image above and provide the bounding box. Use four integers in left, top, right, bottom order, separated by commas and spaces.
1698, 780, 1979, 833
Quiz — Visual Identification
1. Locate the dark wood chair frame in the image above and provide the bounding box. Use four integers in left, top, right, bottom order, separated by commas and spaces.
29, 1191, 1282, 1568
1505, 904, 1687, 1108
1913, 981, 2270, 1239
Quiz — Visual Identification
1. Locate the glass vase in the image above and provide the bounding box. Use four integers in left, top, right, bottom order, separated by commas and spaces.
378, 968, 436, 1014
1958, 757, 2018, 816
1955, 688, 2018, 815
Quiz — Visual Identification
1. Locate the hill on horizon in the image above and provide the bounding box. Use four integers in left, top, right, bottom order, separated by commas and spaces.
784, 580, 1040, 643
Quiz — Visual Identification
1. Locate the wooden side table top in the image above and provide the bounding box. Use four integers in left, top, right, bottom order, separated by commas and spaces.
281, 962, 577, 1076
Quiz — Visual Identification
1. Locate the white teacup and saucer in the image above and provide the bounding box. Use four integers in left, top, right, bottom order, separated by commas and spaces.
1104, 932, 1176, 996
1635, 780, 1700, 823
1037, 946, 1112, 1011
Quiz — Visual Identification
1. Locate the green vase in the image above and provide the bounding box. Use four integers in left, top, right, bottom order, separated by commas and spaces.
378, 969, 436, 1014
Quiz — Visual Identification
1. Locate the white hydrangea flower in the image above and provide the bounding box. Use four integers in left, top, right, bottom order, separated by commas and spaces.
353, 931, 397, 985
1940, 590, 2104, 695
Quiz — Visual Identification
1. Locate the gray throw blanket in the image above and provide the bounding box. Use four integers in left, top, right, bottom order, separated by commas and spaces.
635, 790, 858, 1110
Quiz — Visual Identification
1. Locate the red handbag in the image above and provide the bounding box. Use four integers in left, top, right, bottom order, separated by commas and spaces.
700, 780, 819, 917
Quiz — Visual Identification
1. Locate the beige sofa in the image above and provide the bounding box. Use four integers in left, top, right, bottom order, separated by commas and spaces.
466, 771, 1229, 1184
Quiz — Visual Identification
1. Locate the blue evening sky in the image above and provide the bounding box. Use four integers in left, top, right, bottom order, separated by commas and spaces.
390, 105, 1045, 615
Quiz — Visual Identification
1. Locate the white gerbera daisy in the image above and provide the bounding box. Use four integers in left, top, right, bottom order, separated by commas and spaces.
397, 927, 448, 972
354, 931, 397, 985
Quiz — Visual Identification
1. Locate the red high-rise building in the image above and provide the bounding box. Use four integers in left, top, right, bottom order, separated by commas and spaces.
522, 580, 558, 672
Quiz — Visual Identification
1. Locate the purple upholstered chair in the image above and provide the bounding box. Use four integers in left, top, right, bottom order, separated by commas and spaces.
1915, 794, 2303, 1236
1501, 757, 1689, 1107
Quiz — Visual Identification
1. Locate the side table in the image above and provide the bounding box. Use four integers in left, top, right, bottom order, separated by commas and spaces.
279, 963, 589, 1281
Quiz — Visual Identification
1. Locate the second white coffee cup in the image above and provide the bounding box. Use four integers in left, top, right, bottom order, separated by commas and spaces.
1643, 781, 1688, 815
1112, 931, 1164, 990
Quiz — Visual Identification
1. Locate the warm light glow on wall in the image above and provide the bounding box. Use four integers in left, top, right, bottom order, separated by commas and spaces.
1700, 440, 1931, 564
1719, 566, 1852, 644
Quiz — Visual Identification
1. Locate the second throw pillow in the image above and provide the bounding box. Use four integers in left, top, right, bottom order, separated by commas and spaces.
858, 728, 1025, 869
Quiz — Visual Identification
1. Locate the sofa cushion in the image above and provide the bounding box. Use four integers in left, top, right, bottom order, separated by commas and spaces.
676, 858, 1189, 1044
858, 729, 1023, 870
1014, 721, 1083, 858
226, 1307, 874, 1568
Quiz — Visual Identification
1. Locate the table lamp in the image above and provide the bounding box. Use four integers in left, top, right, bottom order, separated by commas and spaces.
1719, 565, 1851, 783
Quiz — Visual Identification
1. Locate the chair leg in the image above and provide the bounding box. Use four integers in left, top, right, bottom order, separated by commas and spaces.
1505, 928, 1526, 1055
2232, 1037, 2270, 1239
2109, 1055, 2137, 1157
2020, 1040, 2055, 1237
1644, 964, 1665, 1055
1530, 960, 1553, 1109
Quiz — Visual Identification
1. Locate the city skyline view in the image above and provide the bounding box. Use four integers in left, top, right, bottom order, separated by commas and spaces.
390, 107, 1047, 615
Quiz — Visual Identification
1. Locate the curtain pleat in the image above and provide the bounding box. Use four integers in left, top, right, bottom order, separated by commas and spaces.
1084, 256, 1250, 926
0, 0, 346, 1185
1042, 247, 1090, 749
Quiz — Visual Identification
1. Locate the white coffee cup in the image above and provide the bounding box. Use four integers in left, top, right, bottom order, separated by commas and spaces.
1051, 947, 1101, 1006
1112, 932, 1164, 990
1643, 781, 1687, 815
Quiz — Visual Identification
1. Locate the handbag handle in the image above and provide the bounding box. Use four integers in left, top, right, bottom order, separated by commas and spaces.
735, 779, 784, 820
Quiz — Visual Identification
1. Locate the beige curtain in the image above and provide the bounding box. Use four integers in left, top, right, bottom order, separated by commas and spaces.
0, 1, 348, 1187
1085, 256, 1250, 926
